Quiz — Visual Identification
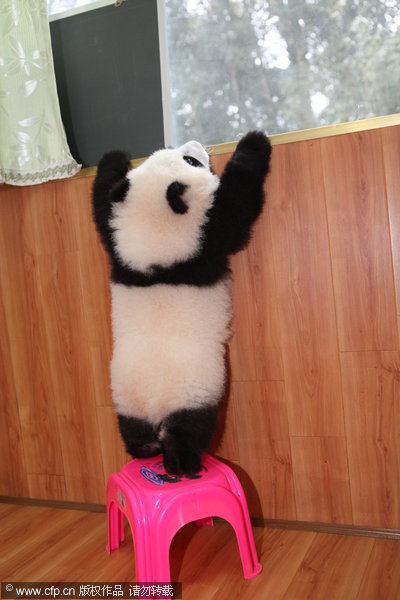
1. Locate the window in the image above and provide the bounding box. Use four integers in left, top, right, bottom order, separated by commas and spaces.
47, 0, 114, 20
47, 0, 399, 162
164, 0, 400, 146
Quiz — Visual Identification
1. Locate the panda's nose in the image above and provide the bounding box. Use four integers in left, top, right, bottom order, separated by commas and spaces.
166, 181, 189, 215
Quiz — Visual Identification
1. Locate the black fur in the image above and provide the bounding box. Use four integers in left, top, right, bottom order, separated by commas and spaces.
92, 132, 271, 475
110, 177, 130, 204
118, 406, 219, 476
166, 181, 189, 214
117, 414, 162, 458
209, 131, 272, 255
92, 150, 131, 256
161, 406, 219, 475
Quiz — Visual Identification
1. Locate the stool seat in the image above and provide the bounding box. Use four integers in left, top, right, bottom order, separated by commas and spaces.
106, 453, 262, 583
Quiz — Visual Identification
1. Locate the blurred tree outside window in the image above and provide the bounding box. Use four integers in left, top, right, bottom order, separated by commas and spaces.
165, 0, 400, 146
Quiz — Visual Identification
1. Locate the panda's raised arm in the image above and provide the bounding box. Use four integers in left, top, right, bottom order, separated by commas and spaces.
92, 150, 131, 255
212, 131, 271, 255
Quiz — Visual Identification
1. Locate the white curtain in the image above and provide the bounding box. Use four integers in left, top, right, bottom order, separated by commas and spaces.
0, 0, 80, 186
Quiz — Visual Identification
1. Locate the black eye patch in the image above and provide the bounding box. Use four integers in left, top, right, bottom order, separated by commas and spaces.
183, 155, 204, 168
166, 181, 189, 214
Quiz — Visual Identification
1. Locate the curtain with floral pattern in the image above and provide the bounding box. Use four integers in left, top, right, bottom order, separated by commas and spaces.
0, 0, 80, 186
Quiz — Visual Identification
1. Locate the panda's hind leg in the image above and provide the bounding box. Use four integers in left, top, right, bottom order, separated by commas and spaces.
117, 414, 162, 458
160, 405, 218, 476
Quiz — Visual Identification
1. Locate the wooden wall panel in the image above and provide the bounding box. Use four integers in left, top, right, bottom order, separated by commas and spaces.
27, 475, 67, 501
232, 381, 296, 520
39, 250, 105, 503
322, 130, 398, 352
69, 178, 113, 408
229, 214, 283, 382
1, 124, 400, 530
267, 140, 344, 437
0, 288, 28, 497
0, 194, 65, 477
212, 152, 283, 382
290, 436, 352, 524
382, 126, 400, 316
340, 351, 400, 528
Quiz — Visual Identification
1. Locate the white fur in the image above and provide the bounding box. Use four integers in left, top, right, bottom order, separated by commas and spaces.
110, 278, 232, 424
111, 143, 219, 274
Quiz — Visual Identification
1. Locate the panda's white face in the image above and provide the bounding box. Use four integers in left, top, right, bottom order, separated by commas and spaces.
111, 141, 219, 273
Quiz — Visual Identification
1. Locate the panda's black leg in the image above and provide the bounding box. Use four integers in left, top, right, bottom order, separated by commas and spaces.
160, 405, 219, 476
117, 414, 162, 458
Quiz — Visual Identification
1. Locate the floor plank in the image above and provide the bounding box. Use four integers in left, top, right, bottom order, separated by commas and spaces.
356, 539, 400, 600
282, 533, 374, 599
1, 504, 400, 599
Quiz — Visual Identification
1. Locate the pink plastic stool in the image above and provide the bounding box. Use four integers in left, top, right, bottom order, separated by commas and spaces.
106, 453, 262, 583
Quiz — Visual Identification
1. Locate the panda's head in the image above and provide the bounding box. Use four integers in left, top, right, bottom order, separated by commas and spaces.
110, 141, 219, 274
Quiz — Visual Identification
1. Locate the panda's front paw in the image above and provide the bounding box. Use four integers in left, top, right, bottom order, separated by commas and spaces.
97, 150, 131, 179
236, 130, 271, 155
235, 131, 272, 176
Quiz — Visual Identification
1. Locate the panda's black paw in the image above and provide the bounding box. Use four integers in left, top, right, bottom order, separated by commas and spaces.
159, 406, 217, 476
162, 439, 202, 477
236, 130, 271, 154
117, 414, 162, 459
97, 150, 131, 179
131, 441, 163, 458
234, 131, 272, 177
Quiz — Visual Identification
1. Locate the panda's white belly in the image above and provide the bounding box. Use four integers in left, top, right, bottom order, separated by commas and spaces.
110, 278, 232, 424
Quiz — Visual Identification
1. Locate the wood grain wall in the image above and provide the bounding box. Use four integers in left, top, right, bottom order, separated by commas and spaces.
1, 125, 399, 529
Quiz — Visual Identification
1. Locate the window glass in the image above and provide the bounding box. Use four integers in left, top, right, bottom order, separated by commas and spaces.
165, 0, 400, 146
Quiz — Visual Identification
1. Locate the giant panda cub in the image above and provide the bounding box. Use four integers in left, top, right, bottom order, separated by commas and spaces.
92, 131, 271, 476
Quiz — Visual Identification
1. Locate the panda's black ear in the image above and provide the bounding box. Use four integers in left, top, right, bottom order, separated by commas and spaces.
110, 177, 130, 203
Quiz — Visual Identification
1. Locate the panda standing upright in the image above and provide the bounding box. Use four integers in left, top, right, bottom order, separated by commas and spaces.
92, 131, 271, 476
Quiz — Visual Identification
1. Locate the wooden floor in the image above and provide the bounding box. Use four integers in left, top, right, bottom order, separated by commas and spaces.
1, 503, 400, 599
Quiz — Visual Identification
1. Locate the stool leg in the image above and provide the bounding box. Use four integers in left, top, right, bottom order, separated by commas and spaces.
120, 509, 125, 543
231, 511, 262, 579
129, 517, 172, 583
225, 494, 262, 578
107, 501, 124, 554
213, 459, 262, 579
